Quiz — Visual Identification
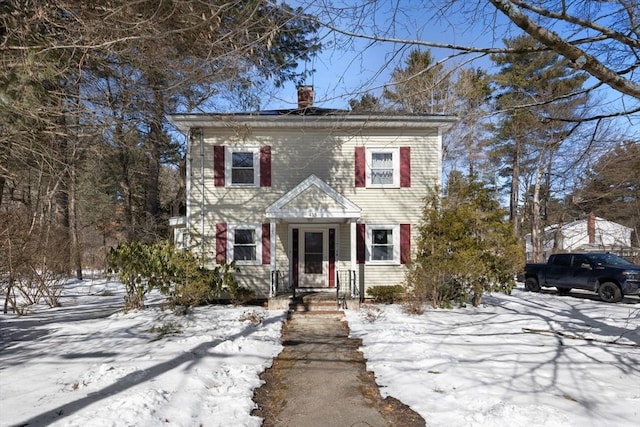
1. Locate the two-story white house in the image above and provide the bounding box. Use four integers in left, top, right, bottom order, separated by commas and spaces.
168, 88, 456, 302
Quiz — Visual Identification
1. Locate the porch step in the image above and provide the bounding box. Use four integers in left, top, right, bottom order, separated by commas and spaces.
267, 292, 361, 311
290, 292, 337, 312
287, 310, 344, 319
290, 301, 342, 312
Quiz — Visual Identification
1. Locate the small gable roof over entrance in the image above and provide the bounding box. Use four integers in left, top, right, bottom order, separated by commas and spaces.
266, 175, 361, 220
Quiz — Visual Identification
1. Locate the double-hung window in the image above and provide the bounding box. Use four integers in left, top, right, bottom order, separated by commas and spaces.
366, 224, 400, 264
229, 224, 262, 264
226, 147, 260, 186
366, 148, 400, 188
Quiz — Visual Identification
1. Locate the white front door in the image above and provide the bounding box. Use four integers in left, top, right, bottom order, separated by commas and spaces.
298, 228, 328, 287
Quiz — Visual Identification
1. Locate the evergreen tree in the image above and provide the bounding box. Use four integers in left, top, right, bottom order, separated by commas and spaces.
407, 174, 523, 307
348, 93, 382, 112
446, 68, 492, 179
383, 49, 452, 114
489, 35, 589, 261
1, 0, 322, 275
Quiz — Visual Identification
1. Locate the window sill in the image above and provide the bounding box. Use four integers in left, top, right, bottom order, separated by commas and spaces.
233, 260, 261, 266
364, 184, 400, 189
366, 260, 401, 266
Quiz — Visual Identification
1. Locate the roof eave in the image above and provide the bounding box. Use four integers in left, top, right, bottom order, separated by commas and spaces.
167, 112, 458, 134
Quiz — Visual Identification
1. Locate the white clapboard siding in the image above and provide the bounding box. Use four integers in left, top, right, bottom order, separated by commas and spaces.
180, 114, 452, 297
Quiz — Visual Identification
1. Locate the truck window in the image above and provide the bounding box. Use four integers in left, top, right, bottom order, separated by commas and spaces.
551, 254, 571, 266
571, 255, 588, 267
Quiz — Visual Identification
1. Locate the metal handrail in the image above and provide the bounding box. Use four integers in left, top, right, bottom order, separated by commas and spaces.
337, 269, 357, 307
270, 270, 288, 297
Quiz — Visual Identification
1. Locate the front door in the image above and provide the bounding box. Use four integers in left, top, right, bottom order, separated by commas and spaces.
298, 229, 328, 287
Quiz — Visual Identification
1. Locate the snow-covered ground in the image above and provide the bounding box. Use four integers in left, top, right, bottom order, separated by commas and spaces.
0, 279, 286, 427
1, 278, 639, 427
346, 290, 640, 427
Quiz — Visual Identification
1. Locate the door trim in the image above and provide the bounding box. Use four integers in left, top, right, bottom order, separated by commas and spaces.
289, 224, 339, 289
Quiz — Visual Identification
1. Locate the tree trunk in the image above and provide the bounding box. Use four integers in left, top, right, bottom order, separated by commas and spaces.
0, 175, 5, 208
69, 146, 83, 280
552, 212, 565, 253
510, 138, 521, 237
144, 78, 166, 241
531, 166, 544, 262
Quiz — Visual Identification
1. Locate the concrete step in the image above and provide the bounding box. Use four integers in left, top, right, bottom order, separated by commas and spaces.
287, 310, 344, 319
268, 292, 361, 311
290, 301, 342, 312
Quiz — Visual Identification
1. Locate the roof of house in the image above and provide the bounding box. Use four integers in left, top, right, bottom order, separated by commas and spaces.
542, 216, 632, 234
167, 109, 458, 133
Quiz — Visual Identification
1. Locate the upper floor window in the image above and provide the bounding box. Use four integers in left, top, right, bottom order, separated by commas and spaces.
231, 152, 255, 184
226, 147, 260, 186
367, 148, 399, 188
355, 146, 410, 188
215, 145, 270, 187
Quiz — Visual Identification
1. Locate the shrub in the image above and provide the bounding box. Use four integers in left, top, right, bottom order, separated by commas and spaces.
407, 176, 524, 308
1, 209, 69, 314
367, 285, 405, 304
107, 241, 253, 312
107, 241, 163, 310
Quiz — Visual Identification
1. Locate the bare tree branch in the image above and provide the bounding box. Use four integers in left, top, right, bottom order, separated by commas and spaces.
489, 0, 640, 99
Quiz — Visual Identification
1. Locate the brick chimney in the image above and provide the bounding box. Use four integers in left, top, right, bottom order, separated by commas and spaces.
297, 85, 313, 109
587, 212, 596, 244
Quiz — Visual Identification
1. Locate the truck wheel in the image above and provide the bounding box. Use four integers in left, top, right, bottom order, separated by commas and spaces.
598, 282, 622, 303
525, 277, 540, 292
556, 287, 572, 295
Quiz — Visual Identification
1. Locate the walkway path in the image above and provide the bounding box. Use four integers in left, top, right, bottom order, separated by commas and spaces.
253, 311, 425, 427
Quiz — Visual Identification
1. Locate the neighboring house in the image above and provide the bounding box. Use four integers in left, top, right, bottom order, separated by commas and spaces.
525, 213, 635, 261
168, 87, 456, 301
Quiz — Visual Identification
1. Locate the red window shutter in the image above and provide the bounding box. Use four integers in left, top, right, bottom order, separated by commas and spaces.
356, 223, 366, 264
262, 223, 270, 265
292, 229, 299, 287
400, 223, 411, 264
216, 222, 227, 263
400, 147, 411, 188
260, 146, 271, 187
214, 146, 225, 187
355, 147, 365, 187
329, 228, 336, 287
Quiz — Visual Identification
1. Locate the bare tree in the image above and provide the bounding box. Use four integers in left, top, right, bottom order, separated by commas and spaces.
292, 0, 638, 120
488, 0, 640, 100
1, 1, 322, 307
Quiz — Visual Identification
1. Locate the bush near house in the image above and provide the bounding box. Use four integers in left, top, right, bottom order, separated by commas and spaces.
107, 241, 253, 312
367, 285, 405, 303
407, 175, 524, 308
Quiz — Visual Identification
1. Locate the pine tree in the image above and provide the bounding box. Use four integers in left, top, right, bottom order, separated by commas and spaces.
407, 174, 523, 307
383, 49, 452, 114
489, 35, 589, 260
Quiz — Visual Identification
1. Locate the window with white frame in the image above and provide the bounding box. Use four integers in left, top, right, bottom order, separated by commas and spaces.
226, 147, 260, 186
367, 147, 400, 187
366, 224, 400, 264
229, 224, 262, 264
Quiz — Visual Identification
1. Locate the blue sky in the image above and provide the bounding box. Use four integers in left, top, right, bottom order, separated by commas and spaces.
267, 0, 515, 110
263, 0, 638, 135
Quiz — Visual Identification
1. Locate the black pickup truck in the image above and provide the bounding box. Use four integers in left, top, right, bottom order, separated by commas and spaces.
523, 253, 640, 303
